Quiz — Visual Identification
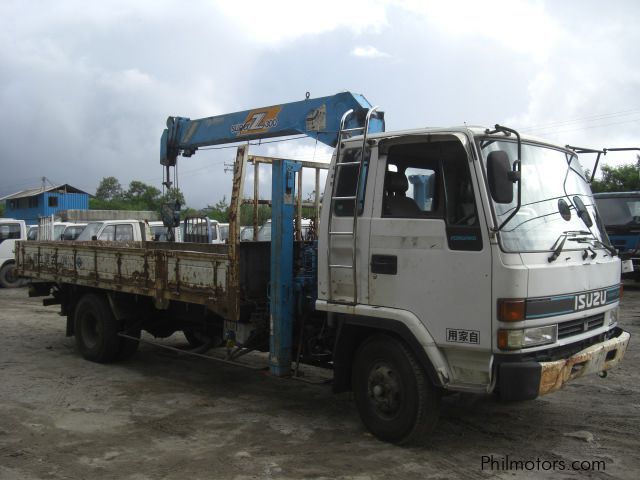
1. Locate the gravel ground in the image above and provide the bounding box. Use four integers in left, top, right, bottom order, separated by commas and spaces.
0, 285, 638, 480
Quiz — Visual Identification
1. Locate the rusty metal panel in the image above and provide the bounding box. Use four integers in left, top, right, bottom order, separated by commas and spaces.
16, 241, 230, 311
227, 145, 248, 321
538, 330, 630, 396
166, 252, 227, 292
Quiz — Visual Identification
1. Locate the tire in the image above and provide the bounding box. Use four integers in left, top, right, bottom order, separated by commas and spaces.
352, 334, 441, 445
0, 262, 22, 288
74, 294, 121, 363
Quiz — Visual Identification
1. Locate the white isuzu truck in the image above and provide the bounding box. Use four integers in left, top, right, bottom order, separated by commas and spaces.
16, 93, 629, 444
1, 218, 27, 287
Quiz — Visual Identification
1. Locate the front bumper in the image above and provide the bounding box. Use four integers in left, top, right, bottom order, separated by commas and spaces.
497, 327, 630, 401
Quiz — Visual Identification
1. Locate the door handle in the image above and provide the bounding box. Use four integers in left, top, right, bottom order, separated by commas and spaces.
371, 254, 397, 275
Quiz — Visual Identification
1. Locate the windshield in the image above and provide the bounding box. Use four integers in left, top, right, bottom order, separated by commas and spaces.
480, 139, 607, 252
63, 225, 86, 240
594, 196, 640, 226
151, 225, 169, 241
219, 225, 229, 242
240, 226, 254, 241
76, 222, 104, 241
257, 223, 271, 241
54, 225, 66, 239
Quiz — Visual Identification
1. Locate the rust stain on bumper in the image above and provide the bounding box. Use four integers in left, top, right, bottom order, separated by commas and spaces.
539, 330, 630, 396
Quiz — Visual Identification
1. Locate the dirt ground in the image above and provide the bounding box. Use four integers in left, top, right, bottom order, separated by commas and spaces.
0, 286, 638, 480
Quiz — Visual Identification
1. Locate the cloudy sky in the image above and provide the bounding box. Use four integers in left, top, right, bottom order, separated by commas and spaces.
1, 0, 639, 208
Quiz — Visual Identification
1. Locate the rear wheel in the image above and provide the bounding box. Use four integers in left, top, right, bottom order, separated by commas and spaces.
0, 263, 23, 288
352, 334, 441, 445
74, 294, 121, 363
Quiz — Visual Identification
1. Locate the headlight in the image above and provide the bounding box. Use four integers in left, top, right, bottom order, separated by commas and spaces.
609, 307, 619, 326
498, 325, 558, 350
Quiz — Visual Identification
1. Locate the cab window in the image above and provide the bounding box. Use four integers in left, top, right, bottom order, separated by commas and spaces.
381, 143, 443, 218
333, 147, 370, 217
378, 138, 482, 250
98, 225, 115, 241
0, 224, 21, 242
115, 224, 133, 241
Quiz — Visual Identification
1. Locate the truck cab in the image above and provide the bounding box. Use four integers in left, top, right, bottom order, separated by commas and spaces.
29, 221, 76, 241
0, 218, 27, 287
594, 191, 640, 279
75, 220, 151, 242
318, 127, 627, 414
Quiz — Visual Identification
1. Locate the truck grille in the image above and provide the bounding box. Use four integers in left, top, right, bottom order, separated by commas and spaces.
558, 314, 605, 339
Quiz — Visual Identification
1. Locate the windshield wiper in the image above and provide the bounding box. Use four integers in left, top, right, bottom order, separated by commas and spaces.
582, 247, 597, 260
569, 235, 617, 257
548, 231, 591, 263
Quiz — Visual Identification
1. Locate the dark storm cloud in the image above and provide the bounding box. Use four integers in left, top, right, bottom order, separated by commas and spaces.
1, 0, 638, 207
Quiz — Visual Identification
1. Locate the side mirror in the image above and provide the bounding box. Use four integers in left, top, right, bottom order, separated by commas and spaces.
91, 235, 98, 241
573, 196, 593, 228
487, 151, 515, 204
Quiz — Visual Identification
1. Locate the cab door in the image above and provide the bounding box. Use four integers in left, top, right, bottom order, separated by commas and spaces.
368, 135, 492, 354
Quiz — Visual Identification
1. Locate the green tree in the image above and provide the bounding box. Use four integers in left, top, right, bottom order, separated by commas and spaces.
95, 176, 123, 201
125, 181, 162, 210
91, 178, 188, 212
590, 159, 640, 193
204, 196, 230, 222
162, 187, 185, 207
240, 204, 271, 226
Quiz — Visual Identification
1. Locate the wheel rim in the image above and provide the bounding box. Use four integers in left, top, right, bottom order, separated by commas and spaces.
3, 266, 19, 285
367, 362, 403, 420
81, 312, 101, 349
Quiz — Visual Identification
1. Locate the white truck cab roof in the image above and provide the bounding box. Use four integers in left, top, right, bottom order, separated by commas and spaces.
76, 220, 151, 242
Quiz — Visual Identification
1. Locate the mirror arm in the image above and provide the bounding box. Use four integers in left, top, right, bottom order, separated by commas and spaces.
566, 146, 639, 184
590, 152, 602, 183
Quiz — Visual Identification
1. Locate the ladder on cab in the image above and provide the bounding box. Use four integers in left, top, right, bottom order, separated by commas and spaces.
326, 106, 380, 305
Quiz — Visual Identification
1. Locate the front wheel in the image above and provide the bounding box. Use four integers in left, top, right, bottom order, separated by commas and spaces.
352, 334, 441, 445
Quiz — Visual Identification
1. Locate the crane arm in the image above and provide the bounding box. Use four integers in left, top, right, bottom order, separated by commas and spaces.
160, 92, 384, 166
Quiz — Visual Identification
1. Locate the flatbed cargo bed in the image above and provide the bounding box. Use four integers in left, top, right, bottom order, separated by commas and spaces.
16, 240, 271, 319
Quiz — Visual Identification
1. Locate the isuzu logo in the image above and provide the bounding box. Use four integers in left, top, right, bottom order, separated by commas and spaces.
526, 286, 618, 320
575, 290, 607, 311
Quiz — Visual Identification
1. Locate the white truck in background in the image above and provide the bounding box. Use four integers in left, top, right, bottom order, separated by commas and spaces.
29, 220, 87, 241
0, 218, 27, 287
75, 220, 152, 242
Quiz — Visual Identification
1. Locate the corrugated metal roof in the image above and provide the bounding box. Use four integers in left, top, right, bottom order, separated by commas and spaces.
0, 184, 89, 201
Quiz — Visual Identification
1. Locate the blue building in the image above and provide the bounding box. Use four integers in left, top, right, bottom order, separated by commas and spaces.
1, 184, 89, 224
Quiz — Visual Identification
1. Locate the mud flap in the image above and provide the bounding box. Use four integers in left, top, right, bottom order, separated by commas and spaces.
498, 362, 541, 401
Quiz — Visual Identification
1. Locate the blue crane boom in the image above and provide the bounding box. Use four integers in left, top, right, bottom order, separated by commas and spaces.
160, 92, 384, 166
